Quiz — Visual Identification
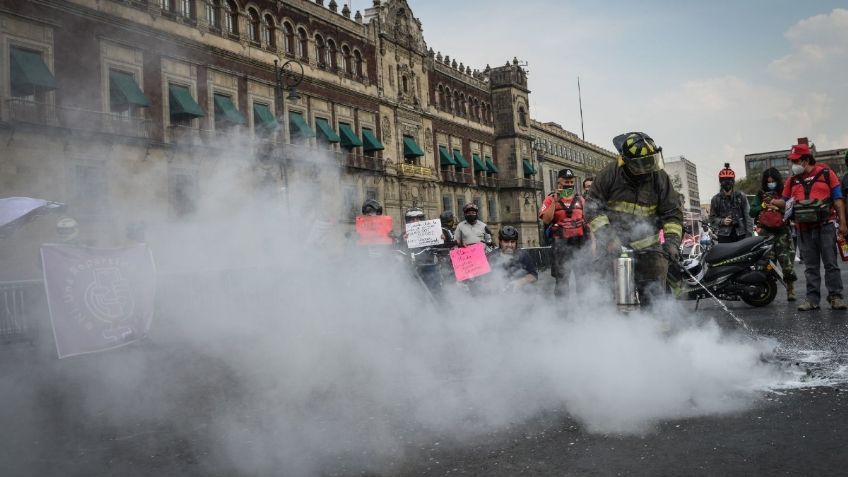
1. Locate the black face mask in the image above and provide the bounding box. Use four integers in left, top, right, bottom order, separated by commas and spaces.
721, 181, 734, 192
465, 214, 477, 224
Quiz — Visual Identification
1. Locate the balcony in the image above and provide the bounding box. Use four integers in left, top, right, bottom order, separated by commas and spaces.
344, 154, 385, 173
399, 163, 433, 177
477, 175, 499, 188
441, 170, 472, 184
4, 98, 153, 139
499, 177, 543, 190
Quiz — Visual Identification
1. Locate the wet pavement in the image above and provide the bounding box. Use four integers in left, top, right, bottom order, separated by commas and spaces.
2, 263, 848, 476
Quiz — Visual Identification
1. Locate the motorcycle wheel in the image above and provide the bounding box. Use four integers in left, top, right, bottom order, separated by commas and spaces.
741, 279, 777, 307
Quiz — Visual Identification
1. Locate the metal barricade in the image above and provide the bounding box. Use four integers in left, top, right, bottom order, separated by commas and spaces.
523, 246, 553, 271
0, 280, 44, 343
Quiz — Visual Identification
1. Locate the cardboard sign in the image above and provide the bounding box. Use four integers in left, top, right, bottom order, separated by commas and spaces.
449, 242, 491, 281
355, 215, 394, 245
405, 218, 444, 249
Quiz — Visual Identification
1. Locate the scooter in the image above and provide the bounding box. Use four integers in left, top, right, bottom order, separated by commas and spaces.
675, 235, 783, 307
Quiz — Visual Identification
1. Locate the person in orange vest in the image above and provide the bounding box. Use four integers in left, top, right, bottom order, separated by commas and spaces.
539, 168, 587, 296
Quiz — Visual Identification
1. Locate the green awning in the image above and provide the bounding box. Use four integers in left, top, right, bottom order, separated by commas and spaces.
453, 149, 469, 169
315, 117, 340, 143
522, 159, 536, 175
339, 123, 363, 148
439, 146, 456, 166
168, 84, 205, 119
253, 103, 279, 130
213, 94, 246, 125
109, 70, 149, 108
403, 136, 425, 158
362, 128, 384, 151
472, 153, 487, 173
289, 111, 315, 138
485, 157, 499, 173
10, 47, 58, 95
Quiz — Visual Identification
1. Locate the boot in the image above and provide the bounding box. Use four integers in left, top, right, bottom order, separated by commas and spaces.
798, 300, 819, 311
786, 282, 796, 302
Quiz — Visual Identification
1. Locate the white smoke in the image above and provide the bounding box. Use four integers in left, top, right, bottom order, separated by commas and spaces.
2, 131, 787, 476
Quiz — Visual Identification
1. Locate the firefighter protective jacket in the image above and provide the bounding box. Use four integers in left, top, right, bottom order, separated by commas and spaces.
584, 163, 684, 250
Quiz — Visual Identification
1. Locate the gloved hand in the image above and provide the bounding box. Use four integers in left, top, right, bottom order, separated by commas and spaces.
663, 239, 681, 263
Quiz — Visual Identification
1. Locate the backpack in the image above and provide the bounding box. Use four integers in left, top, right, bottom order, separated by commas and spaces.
791, 168, 831, 224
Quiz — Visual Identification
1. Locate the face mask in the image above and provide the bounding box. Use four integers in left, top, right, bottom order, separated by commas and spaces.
767, 182, 777, 190
465, 214, 477, 224
560, 188, 574, 198
791, 164, 805, 176
721, 182, 733, 192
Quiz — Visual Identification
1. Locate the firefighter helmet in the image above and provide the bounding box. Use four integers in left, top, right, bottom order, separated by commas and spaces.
612, 132, 665, 175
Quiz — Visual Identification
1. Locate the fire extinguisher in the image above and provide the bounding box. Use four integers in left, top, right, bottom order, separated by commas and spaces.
838, 236, 848, 262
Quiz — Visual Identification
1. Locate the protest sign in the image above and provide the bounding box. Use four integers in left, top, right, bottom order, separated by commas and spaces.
405, 218, 444, 249
355, 215, 394, 245
449, 242, 491, 281
41, 243, 156, 359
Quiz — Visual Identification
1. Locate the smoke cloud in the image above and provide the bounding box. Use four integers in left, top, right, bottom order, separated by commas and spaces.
1, 131, 794, 476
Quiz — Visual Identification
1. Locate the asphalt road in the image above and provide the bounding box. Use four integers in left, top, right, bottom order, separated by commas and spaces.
1, 262, 847, 476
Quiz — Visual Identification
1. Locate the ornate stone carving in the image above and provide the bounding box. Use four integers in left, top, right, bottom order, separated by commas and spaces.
382, 115, 392, 139
424, 128, 433, 152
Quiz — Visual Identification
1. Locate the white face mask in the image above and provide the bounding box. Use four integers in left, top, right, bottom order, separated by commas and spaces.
791, 163, 805, 176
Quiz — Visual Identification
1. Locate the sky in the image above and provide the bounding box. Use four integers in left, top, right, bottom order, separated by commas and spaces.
406, 0, 848, 199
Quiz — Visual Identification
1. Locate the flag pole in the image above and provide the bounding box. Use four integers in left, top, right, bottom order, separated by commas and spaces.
578, 76, 585, 141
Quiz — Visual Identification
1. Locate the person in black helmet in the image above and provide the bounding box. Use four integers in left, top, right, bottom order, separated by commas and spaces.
455, 202, 491, 247
491, 225, 537, 291
361, 198, 383, 217
438, 210, 458, 249
540, 168, 587, 296
402, 207, 443, 296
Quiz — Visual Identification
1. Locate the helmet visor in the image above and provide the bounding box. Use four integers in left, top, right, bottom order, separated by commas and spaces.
625, 151, 664, 175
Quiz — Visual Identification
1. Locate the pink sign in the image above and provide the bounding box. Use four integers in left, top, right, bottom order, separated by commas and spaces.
449, 242, 491, 282
355, 215, 394, 245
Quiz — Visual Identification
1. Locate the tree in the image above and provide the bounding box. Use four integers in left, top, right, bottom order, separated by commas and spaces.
734, 174, 760, 195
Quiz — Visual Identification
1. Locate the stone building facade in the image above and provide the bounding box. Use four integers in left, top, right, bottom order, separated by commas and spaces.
0, 0, 616, 277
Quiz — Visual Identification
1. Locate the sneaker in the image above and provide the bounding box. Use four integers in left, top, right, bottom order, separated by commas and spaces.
829, 297, 847, 310
797, 301, 820, 311
787, 283, 796, 302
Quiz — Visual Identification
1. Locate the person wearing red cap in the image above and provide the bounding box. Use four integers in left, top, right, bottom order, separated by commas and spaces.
772, 142, 848, 311
709, 163, 752, 243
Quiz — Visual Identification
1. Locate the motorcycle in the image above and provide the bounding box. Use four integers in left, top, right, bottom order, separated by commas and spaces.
674, 235, 783, 307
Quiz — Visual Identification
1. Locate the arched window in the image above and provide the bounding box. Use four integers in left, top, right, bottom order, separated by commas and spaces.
247, 8, 260, 43
445, 88, 452, 111
518, 106, 527, 127
341, 45, 352, 73
297, 28, 308, 60
454, 93, 461, 113
224, 0, 238, 35
437, 85, 445, 109
460, 94, 467, 116
474, 99, 480, 120
354, 49, 364, 77
315, 34, 326, 67
283, 22, 294, 55
262, 14, 275, 48
206, 0, 221, 30
327, 39, 337, 69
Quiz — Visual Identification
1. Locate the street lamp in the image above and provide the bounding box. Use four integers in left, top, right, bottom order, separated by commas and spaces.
273, 59, 304, 210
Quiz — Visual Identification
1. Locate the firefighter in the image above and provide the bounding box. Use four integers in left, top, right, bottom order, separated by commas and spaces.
584, 132, 684, 306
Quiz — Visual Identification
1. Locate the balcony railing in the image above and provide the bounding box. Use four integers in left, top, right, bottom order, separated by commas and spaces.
477, 175, 499, 188
400, 163, 433, 177
499, 177, 543, 190
344, 154, 385, 172
441, 170, 472, 184
4, 98, 153, 139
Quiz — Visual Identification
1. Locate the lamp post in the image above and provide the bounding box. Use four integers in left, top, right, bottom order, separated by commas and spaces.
531, 139, 545, 246
273, 59, 304, 210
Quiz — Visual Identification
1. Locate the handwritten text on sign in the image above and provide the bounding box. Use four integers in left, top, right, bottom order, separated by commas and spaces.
355, 215, 394, 245
405, 218, 444, 248
449, 242, 491, 281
